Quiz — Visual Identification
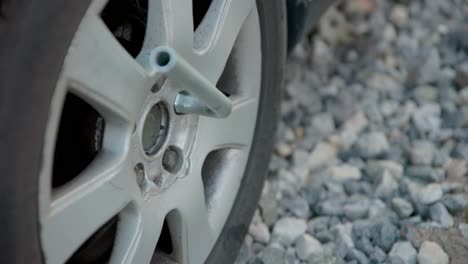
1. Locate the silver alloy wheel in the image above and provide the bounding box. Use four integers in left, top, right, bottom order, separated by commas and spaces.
38, 0, 261, 263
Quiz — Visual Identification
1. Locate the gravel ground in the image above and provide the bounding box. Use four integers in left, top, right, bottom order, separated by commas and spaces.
236, 0, 468, 263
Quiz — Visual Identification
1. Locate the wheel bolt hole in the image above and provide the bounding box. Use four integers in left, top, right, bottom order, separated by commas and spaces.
162, 146, 183, 174
152, 76, 167, 93
134, 162, 146, 188
156, 51, 171, 67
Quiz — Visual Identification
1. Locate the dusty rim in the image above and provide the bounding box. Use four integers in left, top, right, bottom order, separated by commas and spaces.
37, 0, 262, 263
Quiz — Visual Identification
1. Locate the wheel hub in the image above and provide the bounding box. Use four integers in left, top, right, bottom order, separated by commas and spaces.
141, 102, 169, 156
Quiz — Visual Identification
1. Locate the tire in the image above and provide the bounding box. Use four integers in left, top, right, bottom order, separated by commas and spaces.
0, 1, 93, 263
206, 0, 286, 262
0, 0, 285, 263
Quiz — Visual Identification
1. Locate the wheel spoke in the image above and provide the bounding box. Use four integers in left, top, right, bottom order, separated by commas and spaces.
111, 202, 165, 264
195, 98, 258, 156
177, 177, 215, 263
155, 167, 215, 263
195, 0, 256, 82
144, 0, 194, 55
64, 8, 150, 122
41, 154, 136, 264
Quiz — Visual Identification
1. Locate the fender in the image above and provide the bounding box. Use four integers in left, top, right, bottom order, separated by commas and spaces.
287, 0, 338, 50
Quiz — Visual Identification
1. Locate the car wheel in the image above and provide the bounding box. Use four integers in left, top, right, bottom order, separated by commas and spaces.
0, 0, 285, 263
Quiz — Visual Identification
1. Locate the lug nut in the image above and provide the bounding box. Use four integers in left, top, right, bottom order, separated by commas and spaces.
162, 146, 182, 173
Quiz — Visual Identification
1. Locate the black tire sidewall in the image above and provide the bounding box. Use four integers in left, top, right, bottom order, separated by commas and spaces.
205, 0, 286, 263
0, 1, 92, 263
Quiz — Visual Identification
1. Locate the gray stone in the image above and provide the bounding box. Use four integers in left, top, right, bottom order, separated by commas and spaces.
275, 143, 293, 157
356, 132, 390, 158
343, 181, 372, 196
392, 197, 414, 218
418, 49, 441, 85
458, 223, 468, 239
388, 241, 417, 264
284, 127, 296, 143
417, 241, 449, 264
414, 85, 438, 102
247, 256, 263, 264
278, 169, 302, 190
312, 38, 334, 66
445, 159, 467, 179
348, 249, 369, 264
295, 234, 323, 260
328, 217, 340, 229
311, 112, 335, 135
315, 230, 334, 243
344, 0, 375, 15
325, 92, 357, 124
367, 73, 402, 93
383, 24, 397, 42
259, 192, 279, 227
410, 141, 435, 165
308, 252, 337, 264
344, 199, 369, 220
308, 142, 338, 171
251, 242, 264, 256
330, 164, 362, 182
406, 166, 445, 182
293, 150, 310, 169
380, 100, 400, 116
249, 221, 271, 244
303, 185, 321, 208
365, 160, 403, 181
455, 62, 468, 88
269, 154, 289, 172
399, 178, 423, 205
390, 4, 409, 27
259, 245, 285, 264
352, 219, 398, 252
335, 238, 349, 260
332, 223, 354, 249
412, 103, 441, 134
418, 183, 443, 205
354, 237, 375, 256
433, 150, 451, 167
330, 111, 368, 149
369, 247, 387, 263
441, 182, 465, 193
376, 170, 399, 200
455, 142, 468, 160
429, 202, 454, 228
378, 221, 400, 252
323, 181, 345, 196
284, 247, 295, 264
236, 243, 251, 264
368, 199, 388, 219
281, 195, 310, 218
458, 87, 468, 105
399, 216, 422, 229
308, 216, 329, 234
315, 199, 345, 216
377, 160, 404, 179
272, 217, 307, 245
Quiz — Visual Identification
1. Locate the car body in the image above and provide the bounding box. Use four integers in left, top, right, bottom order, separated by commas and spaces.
287, 0, 338, 50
